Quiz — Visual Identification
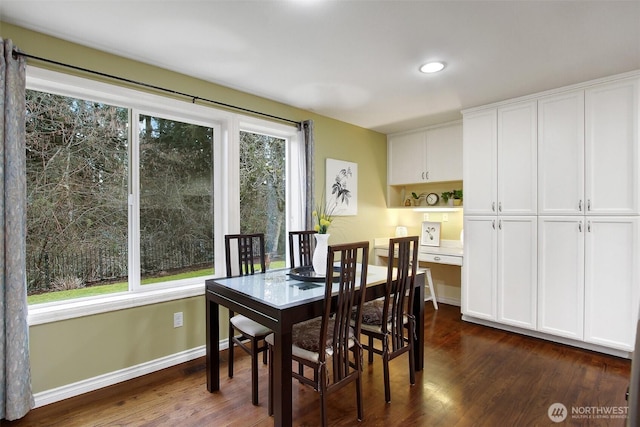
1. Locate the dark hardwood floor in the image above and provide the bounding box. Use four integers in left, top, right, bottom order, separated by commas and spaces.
2, 304, 631, 426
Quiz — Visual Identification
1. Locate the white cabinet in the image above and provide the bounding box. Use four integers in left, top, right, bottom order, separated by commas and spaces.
497, 216, 537, 329
388, 122, 462, 185
538, 217, 585, 340
584, 217, 640, 350
462, 109, 497, 214
585, 78, 640, 215
462, 216, 497, 320
387, 131, 426, 185
463, 72, 640, 355
538, 91, 585, 215
462, 101, 536, 215
497, 101, 538, 215
538, 78, 639, 215
539, 216, 640, 351
462, 215, 537, 330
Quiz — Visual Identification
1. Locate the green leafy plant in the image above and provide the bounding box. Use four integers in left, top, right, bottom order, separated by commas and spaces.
441, 191, 452, 203
452, 189, 463, 200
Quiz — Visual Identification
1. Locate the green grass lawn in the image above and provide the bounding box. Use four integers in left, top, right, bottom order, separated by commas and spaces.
28, 261, 286, 305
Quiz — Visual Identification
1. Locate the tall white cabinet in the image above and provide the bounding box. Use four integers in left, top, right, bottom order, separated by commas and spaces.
463, 72, 640, 355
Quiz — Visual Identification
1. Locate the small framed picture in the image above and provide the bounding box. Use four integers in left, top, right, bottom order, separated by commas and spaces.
421, 221, 441, 247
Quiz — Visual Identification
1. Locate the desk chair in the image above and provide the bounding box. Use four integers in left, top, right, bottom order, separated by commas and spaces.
288, 230, 316, 267
225, 233, 271, 405
267, 241, 370, 426
358, 236, 418, 403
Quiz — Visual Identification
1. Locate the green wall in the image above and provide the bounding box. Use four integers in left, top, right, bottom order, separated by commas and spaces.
1, 23, 394, 394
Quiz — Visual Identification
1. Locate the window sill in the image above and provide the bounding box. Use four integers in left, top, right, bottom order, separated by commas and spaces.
27, 284, 205, 326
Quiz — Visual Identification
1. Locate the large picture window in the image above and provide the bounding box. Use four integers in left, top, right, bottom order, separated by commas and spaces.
25, 68, 301, 311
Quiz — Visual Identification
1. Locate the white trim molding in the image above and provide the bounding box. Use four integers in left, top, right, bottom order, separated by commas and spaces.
32, 345, 218, 408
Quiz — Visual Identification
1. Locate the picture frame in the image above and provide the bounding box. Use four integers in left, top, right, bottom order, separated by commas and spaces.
420, 221, 441, 247
326, 158, 358, 216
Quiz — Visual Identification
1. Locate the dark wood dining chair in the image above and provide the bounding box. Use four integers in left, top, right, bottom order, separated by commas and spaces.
224, 233, 271, 406
358, 235, 418, 403
267, 241, 370, 426
288, 230, 316, 267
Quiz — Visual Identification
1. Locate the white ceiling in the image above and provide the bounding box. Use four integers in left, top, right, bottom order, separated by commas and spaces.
1, 0, 639, 134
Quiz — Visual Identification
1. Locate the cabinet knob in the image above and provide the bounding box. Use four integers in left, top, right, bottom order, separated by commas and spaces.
587, 199, 591, 211
434, 256, 441, 261
578, 222, 582, 232
578, 200, 583, 211
492, 202, 496, 212
498, 202, 502, 212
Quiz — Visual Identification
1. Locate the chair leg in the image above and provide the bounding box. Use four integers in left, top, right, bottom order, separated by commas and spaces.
263, 344, 268, 364
251, 337, 259, 405
367, 334, 374, 364
356, 350, 364, 421
319, 364, 328, 427
383, 353, 391, 403
408, 326, 416, 386
228, 322, 235, 379
268, 344, 273, 416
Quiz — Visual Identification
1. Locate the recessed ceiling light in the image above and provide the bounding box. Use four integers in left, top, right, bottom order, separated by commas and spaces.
420, 62, 446, 73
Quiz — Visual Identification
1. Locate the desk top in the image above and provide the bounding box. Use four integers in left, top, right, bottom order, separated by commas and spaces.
374, 238, 463, 257
206, 264, 388, 310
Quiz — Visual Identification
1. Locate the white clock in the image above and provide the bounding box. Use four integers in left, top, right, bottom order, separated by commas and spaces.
426, 193, 439, 206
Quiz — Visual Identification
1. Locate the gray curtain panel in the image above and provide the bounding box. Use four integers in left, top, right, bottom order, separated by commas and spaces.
299, 120, 314, 230
0, 38, 33, 421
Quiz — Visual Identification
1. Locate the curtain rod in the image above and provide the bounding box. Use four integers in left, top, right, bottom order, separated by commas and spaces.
12, 49, 301, 126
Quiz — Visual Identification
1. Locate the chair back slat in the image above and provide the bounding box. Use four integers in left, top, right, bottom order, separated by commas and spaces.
319, 241, 369, 382
225, 233, 266, 277
288, 230, 317, 268
385, 236, 418, 351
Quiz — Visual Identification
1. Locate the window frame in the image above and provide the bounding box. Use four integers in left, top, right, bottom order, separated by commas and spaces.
25, 67, 302, 325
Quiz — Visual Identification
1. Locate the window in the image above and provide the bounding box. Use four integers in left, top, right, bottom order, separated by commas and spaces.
137, 114, 214, 287
25, 67, 302, 316
239, 131, 286, 268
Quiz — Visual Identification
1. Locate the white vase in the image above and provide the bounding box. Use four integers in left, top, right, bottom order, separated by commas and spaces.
312, 233, 330, 276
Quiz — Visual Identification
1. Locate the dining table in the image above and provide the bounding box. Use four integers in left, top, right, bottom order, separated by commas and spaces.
205, 264, 426, 427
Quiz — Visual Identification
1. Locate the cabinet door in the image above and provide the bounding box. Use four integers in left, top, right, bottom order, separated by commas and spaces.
584, 217, 640, 351
538, 216, 585, 340
387, 131, 427, 185
463, 109, 497, 215
585, 78, 639, 215
538, 91, 585, 215
462, 216, 497, 320
497, 100, 537, 215
497, 216, 537, 329
426, 123, 462, 182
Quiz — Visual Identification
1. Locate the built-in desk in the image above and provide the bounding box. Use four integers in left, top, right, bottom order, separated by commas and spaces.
374, 238, 463, 306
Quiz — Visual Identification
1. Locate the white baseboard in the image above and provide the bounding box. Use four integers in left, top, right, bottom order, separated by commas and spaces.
435, 296, 460, 307
33, 344, 216, 408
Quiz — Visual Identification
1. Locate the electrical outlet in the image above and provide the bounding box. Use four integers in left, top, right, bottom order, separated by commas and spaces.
173, 312, 183, 328
442, 213, 449, 222
423, 213, 429, 221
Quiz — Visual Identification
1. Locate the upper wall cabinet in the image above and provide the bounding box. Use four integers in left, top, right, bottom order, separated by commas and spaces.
388, 122, 462, 185
585, 78, 639, 215
463, 101, 537, 215
538, 77, 639, 215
